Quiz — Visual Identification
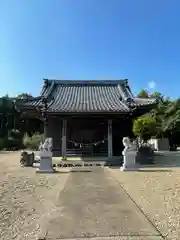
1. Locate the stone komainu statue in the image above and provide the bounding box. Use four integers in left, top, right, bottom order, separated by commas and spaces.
122, 137, 136, 155
39, 138, 53, 157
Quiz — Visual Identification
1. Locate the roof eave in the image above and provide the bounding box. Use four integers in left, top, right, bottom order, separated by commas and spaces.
45, 110, 132, 115
43, 79, 129, 85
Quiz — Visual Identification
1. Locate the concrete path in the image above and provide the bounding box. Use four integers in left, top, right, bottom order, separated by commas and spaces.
45, 168, 163, 240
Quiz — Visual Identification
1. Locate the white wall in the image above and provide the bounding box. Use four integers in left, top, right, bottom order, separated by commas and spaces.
148, 138, 169, 151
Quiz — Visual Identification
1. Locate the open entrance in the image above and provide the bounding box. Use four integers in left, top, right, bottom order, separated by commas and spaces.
112, 118, 133, 156
67, 119, 108, 156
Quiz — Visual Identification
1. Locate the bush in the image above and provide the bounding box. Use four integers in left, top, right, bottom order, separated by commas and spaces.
8, 129, 23, 150
8, 129, 22, 139
23, 133, 42, 150
133, 115, 158, 142
136, 144, 155, 164
0, 138, 7, 150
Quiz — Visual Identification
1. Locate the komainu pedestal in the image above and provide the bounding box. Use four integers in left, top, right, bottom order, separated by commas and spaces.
120, 137, 138, 171
36, 138, 55, 173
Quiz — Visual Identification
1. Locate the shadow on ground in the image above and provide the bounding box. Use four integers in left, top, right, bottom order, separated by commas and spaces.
36, 170, 93, 174
138, 169, 172, 172
107, 166, 172, 172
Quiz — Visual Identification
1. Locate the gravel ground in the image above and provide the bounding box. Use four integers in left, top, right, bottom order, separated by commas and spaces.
1, 151, 179, 240
107, 166, 180, 240
0, 152, 69, 240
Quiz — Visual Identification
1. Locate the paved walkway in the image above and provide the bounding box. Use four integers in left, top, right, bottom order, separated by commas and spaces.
45, 168, 163, 240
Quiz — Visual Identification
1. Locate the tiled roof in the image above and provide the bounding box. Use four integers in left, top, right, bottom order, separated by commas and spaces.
22, 79, 156, 113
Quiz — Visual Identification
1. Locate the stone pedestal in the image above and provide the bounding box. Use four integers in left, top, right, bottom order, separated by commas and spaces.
36, 156, 55, 173
120, 151, 138, 171
36, 137, 55, 173
20, 151, 34, 167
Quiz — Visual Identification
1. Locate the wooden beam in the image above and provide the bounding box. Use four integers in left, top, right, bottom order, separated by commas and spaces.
62, 119, 67, 158
108, 119, 113, 158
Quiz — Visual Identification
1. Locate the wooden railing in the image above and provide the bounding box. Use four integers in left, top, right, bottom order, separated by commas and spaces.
66, 145, 108, 157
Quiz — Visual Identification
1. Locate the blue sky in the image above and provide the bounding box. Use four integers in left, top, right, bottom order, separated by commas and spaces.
1, 0, 180, 98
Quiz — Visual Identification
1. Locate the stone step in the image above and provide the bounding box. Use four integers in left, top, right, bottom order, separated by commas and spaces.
56, 159, 123, 168
56, 161, 104, 168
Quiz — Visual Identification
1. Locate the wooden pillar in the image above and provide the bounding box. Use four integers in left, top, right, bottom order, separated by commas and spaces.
42, 97, 48, 141
43, 117, 48, 141
62, 119, 67, 158
108, 119, 113, 158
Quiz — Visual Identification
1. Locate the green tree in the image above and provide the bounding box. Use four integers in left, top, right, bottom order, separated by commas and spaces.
0, 93, 42, 149
17, 93, 32, 99
150, 91, 163, 101
0, 96, 15, 137
133, 115, 158, 141
163, 99, 180, 134
137, 89, 149, 98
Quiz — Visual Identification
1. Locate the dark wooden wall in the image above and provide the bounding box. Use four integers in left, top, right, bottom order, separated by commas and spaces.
47, 116, 62, 156
47, 115, 133, 157
112, 118, 133, 156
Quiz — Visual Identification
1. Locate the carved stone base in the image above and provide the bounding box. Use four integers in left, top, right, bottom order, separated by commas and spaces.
36, 169, 55, 173
121, 150, 138, 171
120, 164, 138, 171
36, 156, 55, 173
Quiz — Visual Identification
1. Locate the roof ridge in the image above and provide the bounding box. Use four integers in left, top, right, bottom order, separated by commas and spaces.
43, 79, 129, 85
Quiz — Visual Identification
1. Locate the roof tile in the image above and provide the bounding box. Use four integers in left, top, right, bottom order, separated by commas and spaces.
22, 80, 156, 113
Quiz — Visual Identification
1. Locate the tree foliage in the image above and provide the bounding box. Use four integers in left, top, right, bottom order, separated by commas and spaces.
0, 93, 42, 149
17, 93, 33, 99
133, 115, 158, 141
0, 96, 16, 137
137, 89, 149, 98
135, 89, 180, 148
